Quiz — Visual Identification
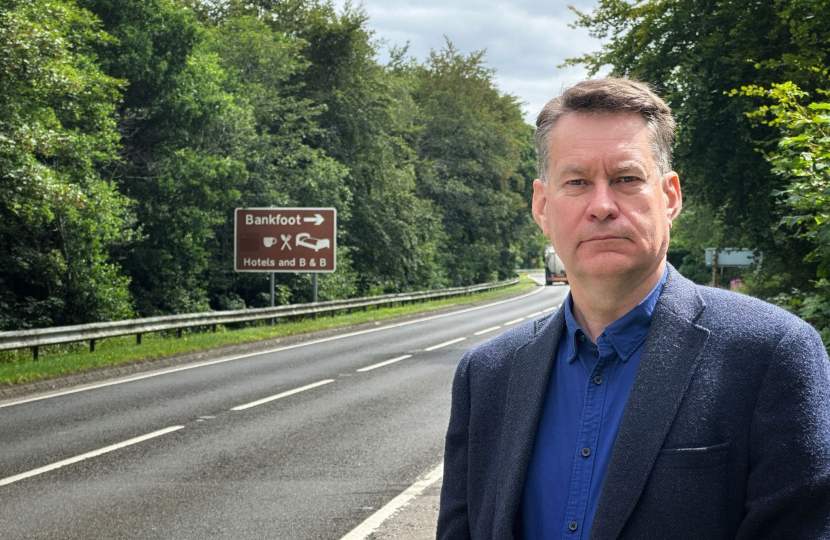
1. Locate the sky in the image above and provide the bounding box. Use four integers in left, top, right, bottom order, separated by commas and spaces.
329, 0, 608, 125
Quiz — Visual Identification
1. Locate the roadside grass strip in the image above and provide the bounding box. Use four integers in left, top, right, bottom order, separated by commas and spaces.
0, 426, 185, 487
356, 355, 412, 372
230, 379, 335, 411
1, 286, 545, 409
339, 462, 444, 540
424, 337, 466, 351
0, 277, 537, 387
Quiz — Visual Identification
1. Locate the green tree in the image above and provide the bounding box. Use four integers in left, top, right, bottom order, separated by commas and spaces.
413, 42, 535, 284
0, 0, 134, 329
735, 73, 830, 344
565, 0, 829, 288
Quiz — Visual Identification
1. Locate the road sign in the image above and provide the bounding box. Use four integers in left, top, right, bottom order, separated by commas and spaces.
235, 208, 336, 273
704, 248, 757, 267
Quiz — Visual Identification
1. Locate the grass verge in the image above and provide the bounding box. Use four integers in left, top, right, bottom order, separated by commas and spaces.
0, 276, 538, 386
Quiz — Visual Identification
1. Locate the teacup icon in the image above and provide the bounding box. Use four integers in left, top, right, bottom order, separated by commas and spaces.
263, 237, 278, 248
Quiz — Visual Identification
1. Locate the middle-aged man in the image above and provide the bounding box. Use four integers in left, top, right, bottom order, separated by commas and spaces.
436, 78, 830, 540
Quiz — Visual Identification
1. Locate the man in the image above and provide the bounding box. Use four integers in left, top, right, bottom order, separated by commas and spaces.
436, 78, 830, 540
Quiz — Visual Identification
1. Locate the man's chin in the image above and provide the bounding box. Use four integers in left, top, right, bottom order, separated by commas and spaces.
571, 255, 641, 279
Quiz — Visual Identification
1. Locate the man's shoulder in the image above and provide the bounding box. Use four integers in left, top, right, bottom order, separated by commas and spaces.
687, 282, 819, 347
463, 313, 555, 368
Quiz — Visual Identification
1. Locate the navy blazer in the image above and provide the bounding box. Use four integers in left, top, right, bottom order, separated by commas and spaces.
437, 265, 830, 539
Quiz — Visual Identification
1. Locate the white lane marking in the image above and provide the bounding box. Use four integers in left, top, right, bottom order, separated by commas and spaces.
424, 337, 466, 351
339, 462, 444, 540
474, 326, 501, 336
0, 425, 184, 488
231, 379, 334, 411
1, 286, 547, 409
527, 311, 544, 317
505, 317, 525, 325
543, 306, 557, 313
356, 355, 412, 373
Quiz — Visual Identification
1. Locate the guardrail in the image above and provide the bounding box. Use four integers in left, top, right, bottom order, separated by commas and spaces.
0, 278, 520, 359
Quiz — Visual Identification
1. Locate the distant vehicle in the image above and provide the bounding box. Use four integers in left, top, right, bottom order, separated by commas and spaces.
544, 245, 568, 285
296, 233, 330, 252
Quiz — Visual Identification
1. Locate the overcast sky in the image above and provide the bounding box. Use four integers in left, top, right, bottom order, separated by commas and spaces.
330, 0, 608, 125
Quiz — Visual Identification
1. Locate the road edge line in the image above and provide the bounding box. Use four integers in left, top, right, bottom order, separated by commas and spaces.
338, 462, 444, 540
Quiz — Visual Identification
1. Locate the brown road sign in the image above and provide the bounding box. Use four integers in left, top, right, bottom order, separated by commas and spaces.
235, 208, 336, 273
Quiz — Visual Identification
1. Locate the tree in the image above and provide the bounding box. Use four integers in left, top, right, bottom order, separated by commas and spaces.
0, 0, 134, 329
565, 0, 829, 288
413, 42, 536, 284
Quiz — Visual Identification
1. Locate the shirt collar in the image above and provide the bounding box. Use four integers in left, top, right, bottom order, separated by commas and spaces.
563, 266, 668, 363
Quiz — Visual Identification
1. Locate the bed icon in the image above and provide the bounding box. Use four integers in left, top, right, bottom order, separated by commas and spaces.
296, 233, 330, 252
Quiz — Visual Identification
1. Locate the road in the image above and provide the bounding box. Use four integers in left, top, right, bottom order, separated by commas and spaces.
0, 278, 568, 540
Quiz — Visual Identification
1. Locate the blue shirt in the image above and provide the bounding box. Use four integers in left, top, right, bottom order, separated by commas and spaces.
520, 268, 667, 539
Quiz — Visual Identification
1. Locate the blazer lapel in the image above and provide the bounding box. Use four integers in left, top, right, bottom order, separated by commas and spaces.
589, 268, 710, 540
492, 309, 564, 540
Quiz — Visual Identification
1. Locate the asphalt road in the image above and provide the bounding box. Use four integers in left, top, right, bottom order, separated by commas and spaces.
0, 279, 568, 540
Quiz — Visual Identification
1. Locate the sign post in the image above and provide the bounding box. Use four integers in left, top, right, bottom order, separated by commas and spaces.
235, 208, 337, 318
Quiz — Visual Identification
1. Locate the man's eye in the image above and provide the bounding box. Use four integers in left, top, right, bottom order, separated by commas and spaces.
566, 179, 586, 186
618, 176, 637, 183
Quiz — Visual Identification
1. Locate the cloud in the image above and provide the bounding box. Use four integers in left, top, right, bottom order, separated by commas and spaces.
331, 0, 606, 123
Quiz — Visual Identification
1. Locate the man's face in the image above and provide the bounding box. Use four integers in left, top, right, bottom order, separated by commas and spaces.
531, 112, 681, 283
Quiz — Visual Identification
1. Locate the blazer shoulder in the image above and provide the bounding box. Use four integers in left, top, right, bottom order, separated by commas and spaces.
694, 284, 821, 347
463, 312, 556, 370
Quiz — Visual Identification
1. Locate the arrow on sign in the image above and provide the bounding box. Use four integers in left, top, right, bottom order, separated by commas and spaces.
303, 213, 325, 226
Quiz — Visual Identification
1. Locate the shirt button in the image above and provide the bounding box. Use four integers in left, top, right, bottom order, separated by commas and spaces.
568, 521, 579, 531
594, 375, 603, 385
581, 447, 591, 457
579, 334, 586, 343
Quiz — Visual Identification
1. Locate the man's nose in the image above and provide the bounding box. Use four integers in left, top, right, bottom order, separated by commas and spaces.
587, 182, 619, 221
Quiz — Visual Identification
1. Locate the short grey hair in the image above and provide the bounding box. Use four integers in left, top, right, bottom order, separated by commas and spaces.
535, 78, 676, 183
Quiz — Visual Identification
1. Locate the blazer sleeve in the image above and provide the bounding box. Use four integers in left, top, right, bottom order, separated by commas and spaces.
436, 352, 473, 540
737, 322, 830, 539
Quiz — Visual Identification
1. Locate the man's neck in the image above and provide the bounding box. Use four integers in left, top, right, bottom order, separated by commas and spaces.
569, 261, 666, 343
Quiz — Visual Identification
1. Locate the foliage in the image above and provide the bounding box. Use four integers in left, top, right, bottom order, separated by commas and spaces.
0, 0, 135, 328
0, 0, 536, 329
736, 75, 830, 274
564, 0, 830, 288
413, 42, 536, 285
734, 73, 830, 345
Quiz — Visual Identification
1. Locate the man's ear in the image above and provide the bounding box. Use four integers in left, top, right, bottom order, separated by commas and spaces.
531, 179, 549, 236
663, 171, 682, 224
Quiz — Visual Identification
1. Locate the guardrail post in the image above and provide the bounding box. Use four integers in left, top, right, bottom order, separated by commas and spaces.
90, 339, 96, 353
32, 346, 38, 361
211, 324, 217, 333
136, 333, 142, 345
177, 328, 183, 338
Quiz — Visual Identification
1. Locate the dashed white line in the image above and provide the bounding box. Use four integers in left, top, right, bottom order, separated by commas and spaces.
0, 425, 185, 487
338, 462, 444, 540
474, 326, 501, 336
356, 355, 413, 372
231, 379, 334, 411
527, 311, 544, 317
543, 306, 558, 313
505, 317, 525, 325
424, 337, 466, 351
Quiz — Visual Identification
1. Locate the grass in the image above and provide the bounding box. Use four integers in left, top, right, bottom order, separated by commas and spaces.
0, 276, 537, 387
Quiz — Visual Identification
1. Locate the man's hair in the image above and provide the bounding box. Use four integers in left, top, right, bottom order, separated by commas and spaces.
535, 78, 676, 183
